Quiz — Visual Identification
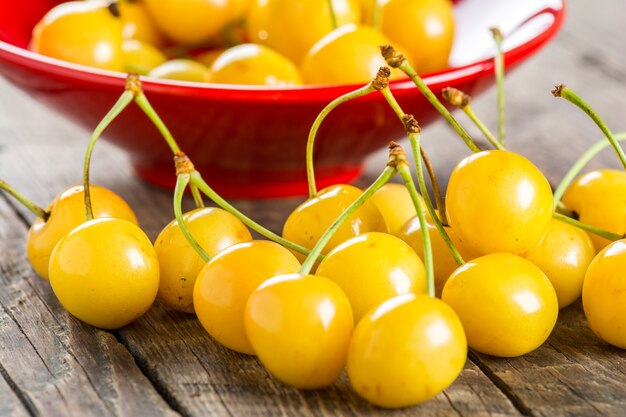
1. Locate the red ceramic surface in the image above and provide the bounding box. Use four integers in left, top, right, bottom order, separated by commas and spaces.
0, 0, 565, 198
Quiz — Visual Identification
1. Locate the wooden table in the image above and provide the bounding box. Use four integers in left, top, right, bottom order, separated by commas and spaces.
2, 1, 626, 415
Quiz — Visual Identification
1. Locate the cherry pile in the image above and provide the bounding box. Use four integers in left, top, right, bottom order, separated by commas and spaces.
31, 0, 454, 85
2, 29, 626, 411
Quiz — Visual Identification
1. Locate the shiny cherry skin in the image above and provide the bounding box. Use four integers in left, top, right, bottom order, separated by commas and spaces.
380, 0, 455, 74
369, 183, 422, 236
148, 59, 210, 82
142, 0, 232, 44
348, 293, 466, 408
446, 150, 553, 257
316, 232, 426, 322
207, 43, 303, 86
245, 273, 353, 389
26, 184, 137, 281
122, 39, 167, 75
582, 239, 626, 349
118, 0, 165, 47
442, 253, 558, 357
300, 24, 407, 85
246, 0, 361, 64
32, 0, 124, 71
562, 169, 626, 251
397, 213, 473, 297
154, 207, 252, 314
526, 218, 596, 308
282, 184, 387, 263
49, 218, 159, 329
193, 240, 301, 354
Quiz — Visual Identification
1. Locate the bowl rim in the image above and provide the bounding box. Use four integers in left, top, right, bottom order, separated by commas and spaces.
0, 0, 566, 100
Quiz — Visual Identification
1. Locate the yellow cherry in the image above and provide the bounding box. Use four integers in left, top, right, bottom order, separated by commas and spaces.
348, 294, 466, 408
154, 207, 252, 314
526, 218, 596, 308
49, 218, 159, 329
32, 0, 124, 71
193, 241, 301, 354
26, 184, 137, 281
207, 43, 302, 86
245, 273, 353, 389
317, 232, 426, 322
442, 253, 558, 357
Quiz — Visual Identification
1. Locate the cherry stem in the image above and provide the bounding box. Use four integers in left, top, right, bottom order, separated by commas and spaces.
174, 173, 211, 263
552, 133, 626, 210
134, 92, 182, 155
326, 0, 338, 30
83, 89, 135, 221
190, 184, 205, 208
556, 201, 575, 218
306, 83, 378, 197
379, 87, 465, 265
552, 85, 626, 171
380, 45, 481, 153
397, 163, 435, 297
491, 28, 505, 146
189, 170, 322, 261
420, 146, 447, 226
553, 212, 624, 241
441, 87, 505, 151
299, 164, 396, 275
0, 179, 49, 220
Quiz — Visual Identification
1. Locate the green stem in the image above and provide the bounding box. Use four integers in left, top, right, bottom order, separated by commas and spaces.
189, 171, 321, 261
553, 85, 626, 171
379, 87, 464, 265
83, 90, 135, 221
134, 92, 182, 155
299, 166, 395, 275
397, 164, 435, 297
553, 212, 624, 241
491, 28, 505, 146
553, 133, 626, 210
190, 184, 205, 208
420, 146, 448, 226
307, 83, 376, 197
380, 46, 481, 153
326, 0, 338, 29
0, 179, 49, 220
464, 105, 505, 150
174, 173, 210, 263
556, 201, 575, 218
407, 130, 464, 266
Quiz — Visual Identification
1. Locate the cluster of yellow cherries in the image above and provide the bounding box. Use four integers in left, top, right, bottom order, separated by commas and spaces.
31, 0, 454, 85
4, 30, 626, 411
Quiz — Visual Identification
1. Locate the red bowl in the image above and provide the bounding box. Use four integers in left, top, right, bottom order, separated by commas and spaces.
0, 0, 565, 198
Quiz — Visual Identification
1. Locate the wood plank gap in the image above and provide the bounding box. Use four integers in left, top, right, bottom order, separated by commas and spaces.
112, 329, 194, 417
441, 391, 463, 417
0, 326, 38, 417
468, 351, 535, 417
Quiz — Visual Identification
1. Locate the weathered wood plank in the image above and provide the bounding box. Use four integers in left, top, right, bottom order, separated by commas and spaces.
119, 302, 520, 417
0, 195, 179, 417
471, 303, 626, 417
0, 366, 30, 417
